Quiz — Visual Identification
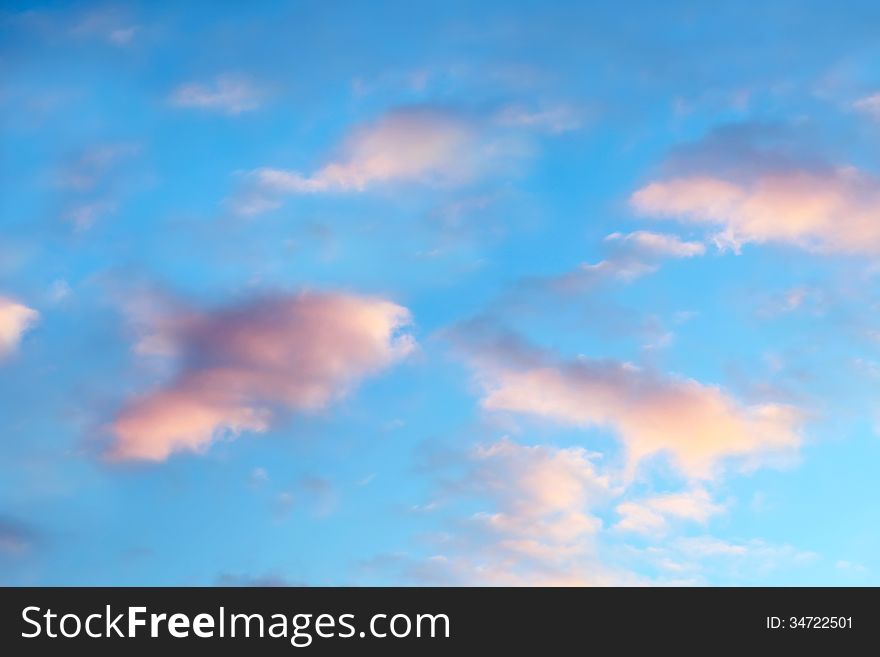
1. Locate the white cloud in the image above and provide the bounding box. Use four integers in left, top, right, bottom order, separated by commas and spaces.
493, 103, 584, 134
169, 75, 262, 115
615, 488, 725, 535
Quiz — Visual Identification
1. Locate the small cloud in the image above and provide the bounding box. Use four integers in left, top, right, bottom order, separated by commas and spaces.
0, 296, 39, 360
55, 141, 140, 231
47, 279, 72, 304
249, 467, 269, 485
63, 200, 116, 231
527, 230, 705, 295
70, 9, 140, 47
615, 488, 725, 536
169, 75, 262, 115
604, 231, 706, 259
852, 93, 880, 120
493, 102, 584, 134
57, 142, 140, 191
835, 560, 868, 574
108, 26, 138, 45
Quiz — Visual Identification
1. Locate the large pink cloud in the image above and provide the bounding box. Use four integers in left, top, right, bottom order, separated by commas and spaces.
630, 128, 880, 254
109, 292, 414, 461
455, 329, 802, 478
0, 296, 38, 359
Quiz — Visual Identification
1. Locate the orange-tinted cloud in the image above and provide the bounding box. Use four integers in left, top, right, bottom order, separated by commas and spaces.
0, 296, 39, 359
630, 129, 880, 254
109, 292, 414, 461
455, 328, 801, 478
252, 108, 479, 192
231, 107, 524, 214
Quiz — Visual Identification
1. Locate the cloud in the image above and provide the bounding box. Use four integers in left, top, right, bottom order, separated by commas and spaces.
466, 438, 611, 547
453, 327, 802, 478
852, 93, 880, 120
0, 297, 39, 359
637, 536, 819, 583
526, 231, 705, 295
615, 488, 724, 536
56, 141, 140, 231
108, 291, 414, 461
232, 107, 520, 213
69, 9, 139, 46
57, 142, 140, 191
630, 126, 880, 254
390, 438, 632, 586
493, 103, 584, 134
604, 231, 706, 259
169, 75, 262, 115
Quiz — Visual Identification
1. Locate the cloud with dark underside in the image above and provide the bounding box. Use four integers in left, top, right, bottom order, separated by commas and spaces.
630, 123, 880, 254
448, 322, 802, 479
107, 291, 415, 461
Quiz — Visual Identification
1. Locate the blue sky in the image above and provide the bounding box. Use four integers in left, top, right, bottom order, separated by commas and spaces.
2, 0, 880, 586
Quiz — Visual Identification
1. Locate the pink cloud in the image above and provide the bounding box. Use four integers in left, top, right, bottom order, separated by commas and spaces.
231, 107, 525, 214
631, 160, 880, 254
108, 292, 414, 461
253, 108, 478, 192
456, 330, 802, 478
0, 296, 39, 359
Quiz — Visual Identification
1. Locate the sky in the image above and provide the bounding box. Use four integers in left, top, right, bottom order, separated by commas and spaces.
2, 0, 880, 586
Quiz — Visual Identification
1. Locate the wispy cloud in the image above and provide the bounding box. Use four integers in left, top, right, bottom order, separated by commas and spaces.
493, 102, 585, 134
69, 8, 140, 46
169, 75, 262, 115
230, 106, 527, 214
56, 141, 141, 231
522, 230, 705, 296
615, 488, 725, 536
852, 92, 880, 121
